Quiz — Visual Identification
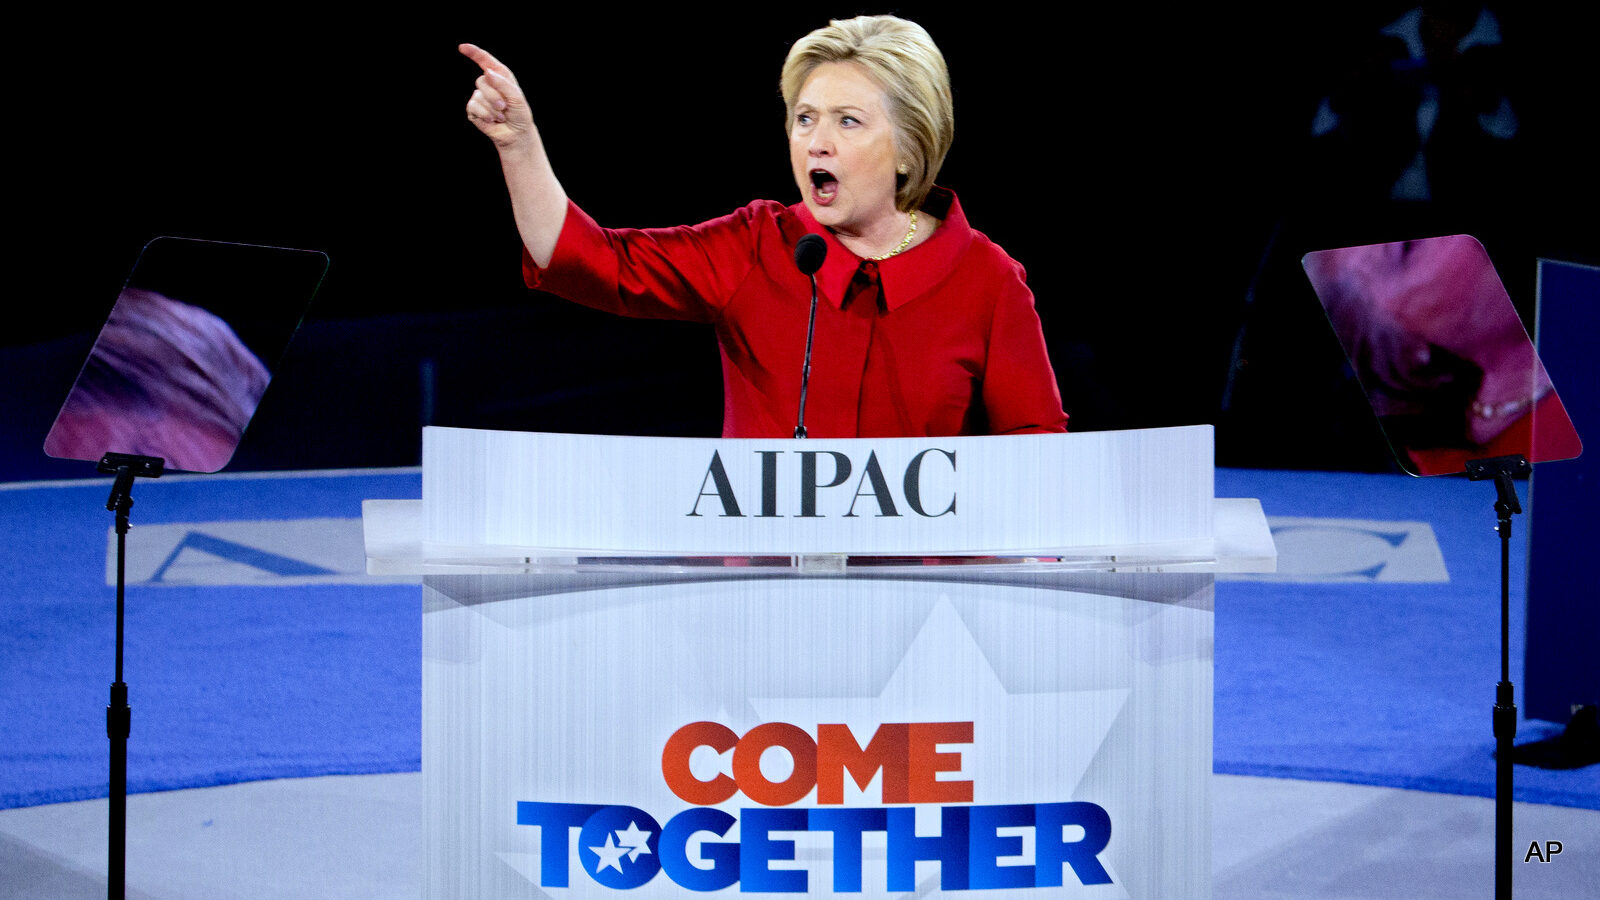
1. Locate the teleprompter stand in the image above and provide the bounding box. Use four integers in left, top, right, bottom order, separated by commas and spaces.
1463, 453, 1527, 900
97, 451, 163, 900
40, 236, 326, 897
1301, 235, 1588, 900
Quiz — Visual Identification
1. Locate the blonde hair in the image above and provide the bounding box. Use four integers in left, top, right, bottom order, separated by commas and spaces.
781, 15, 954, 213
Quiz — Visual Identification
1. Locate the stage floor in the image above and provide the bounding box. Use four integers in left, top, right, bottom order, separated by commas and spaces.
1, 772, 1594, 898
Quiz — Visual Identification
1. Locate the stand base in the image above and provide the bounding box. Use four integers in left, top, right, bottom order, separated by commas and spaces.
1510, 705, 1600, 770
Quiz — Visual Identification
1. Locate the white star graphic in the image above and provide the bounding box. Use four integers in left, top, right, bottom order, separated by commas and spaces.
750, 596, 1129, 805
589, 834, 627, 874
746, 596, 1137, 895
614, 821, 653, 862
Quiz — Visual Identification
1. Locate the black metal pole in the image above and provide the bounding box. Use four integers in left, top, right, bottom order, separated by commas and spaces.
1493, 505, 1515, 900
1465, 453, 1526, 900
109, 509, 130, 900
97, 452, 161, 900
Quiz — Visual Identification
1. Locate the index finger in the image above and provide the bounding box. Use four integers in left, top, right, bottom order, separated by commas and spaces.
459, 42, 512, 78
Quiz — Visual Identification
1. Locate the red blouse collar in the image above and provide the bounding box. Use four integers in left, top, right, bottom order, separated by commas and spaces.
787, 187, 974, 312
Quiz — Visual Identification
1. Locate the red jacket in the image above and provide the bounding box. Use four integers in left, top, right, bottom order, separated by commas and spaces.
524, 187, 1067, 438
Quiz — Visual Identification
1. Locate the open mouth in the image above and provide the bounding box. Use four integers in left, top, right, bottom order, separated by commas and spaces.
809, 169, 839, 202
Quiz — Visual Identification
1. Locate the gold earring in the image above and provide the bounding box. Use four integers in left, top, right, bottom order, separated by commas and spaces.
897, 163, 909, 175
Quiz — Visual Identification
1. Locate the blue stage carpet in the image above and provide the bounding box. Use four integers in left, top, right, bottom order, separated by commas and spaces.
1212, 469, 1594, 810
2, 466, 1595, 811
0, 471, 422, 810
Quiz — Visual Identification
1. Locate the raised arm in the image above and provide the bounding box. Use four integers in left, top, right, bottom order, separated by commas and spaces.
460, 43, 568, 268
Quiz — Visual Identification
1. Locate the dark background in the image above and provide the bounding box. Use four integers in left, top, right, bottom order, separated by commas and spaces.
8, 3, 1596, 481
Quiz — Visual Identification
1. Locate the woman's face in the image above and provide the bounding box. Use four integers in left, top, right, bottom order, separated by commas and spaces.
789, 61, 901, 239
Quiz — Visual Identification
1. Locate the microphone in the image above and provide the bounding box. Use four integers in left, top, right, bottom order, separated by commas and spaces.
794, 233, 827, 276
793, 234, 827, 438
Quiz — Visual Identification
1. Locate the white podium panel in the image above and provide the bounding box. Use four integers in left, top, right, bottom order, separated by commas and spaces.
366, 426, 1273, 898
420, 425, 1216, 559
423, 571, 1212, 898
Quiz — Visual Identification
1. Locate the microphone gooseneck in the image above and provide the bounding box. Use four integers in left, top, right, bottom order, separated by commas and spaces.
793, 234, 827, 438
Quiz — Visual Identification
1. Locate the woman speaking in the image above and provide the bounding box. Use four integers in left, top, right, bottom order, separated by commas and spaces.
461, 15, 1066, 438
